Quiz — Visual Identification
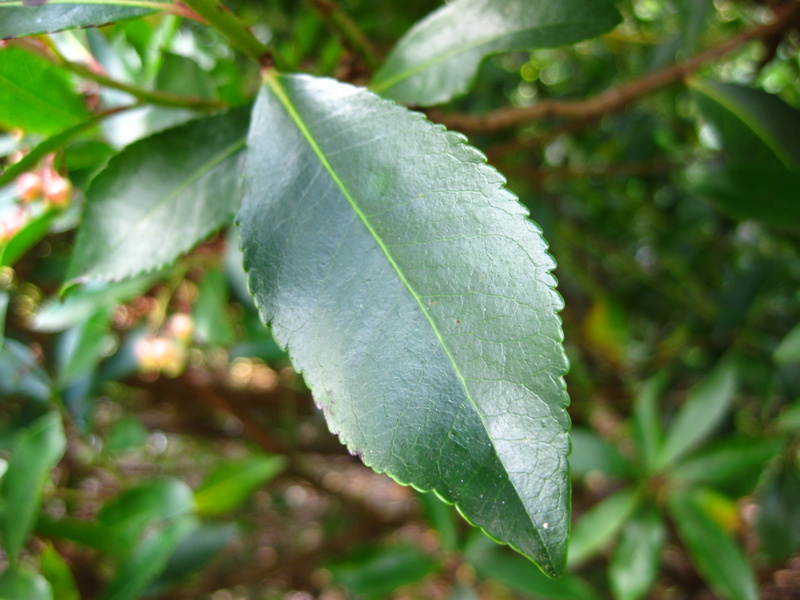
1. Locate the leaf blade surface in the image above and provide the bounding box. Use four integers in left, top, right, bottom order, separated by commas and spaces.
371, 0, 621, 106
240, 73, 570, 575
0, 2, 160, 39
68, 109, 249, 282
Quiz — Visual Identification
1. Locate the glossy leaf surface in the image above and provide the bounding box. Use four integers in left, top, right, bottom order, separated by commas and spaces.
0, 412, 66, 561
0, 46, 89, 135
240, 73, 570, 575
68, 109, 249, 282
371, 0, 621, 105
0, 1, 161, 39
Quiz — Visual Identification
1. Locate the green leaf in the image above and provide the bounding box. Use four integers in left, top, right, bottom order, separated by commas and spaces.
691, 79, 800, 170
0, 46, 90, 135
670, 436, 783, 497
694, 162, 800, 227
328, 545, 438, 600
419, 491, 459, 552
569, 428, 635, 479
193, 268, 236, 346
465, 533, 600, 600
194, 454, 286, 516
756, 459, 800, 563
39, 543, 80, 600
0, 566, 52, 600
567, 487, 640, 567
0, 2, 163, 39
632, 375, 665, 473
669, 490, 758, 600
608, 506, 665, 600
56, 310, 114, 385
775, 322, 800, 365
0, 338, 52, 401
68, 109, 249, 282
99, 516, 194, 600
147, 521, 238, 594
371, 0, 621, 106
0, 412, 66, 561
656, 360, 737, 469
240, 73, 570, 575
0, 117, 102, 190
33, 276, 158, 332
0, 208, 58, 268
97, 479, 195, 554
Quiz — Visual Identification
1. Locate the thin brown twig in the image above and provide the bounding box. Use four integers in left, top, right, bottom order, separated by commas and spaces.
432, 2, 800, 133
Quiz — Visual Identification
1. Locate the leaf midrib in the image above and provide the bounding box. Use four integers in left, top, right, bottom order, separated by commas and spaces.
264, 72, 551, 566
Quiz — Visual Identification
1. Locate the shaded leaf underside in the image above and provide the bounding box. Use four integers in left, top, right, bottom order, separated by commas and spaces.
240, 73, 569, 575
371, 0, 621, 105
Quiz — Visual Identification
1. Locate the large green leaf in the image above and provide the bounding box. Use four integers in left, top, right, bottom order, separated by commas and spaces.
68, 109, 249, 282
371, 0, 621, 106
0, 1, 162, 39
669, 490, 758, 600
0, 46, 90, 135
240, 73, 570, 575
0, 412, 66, 561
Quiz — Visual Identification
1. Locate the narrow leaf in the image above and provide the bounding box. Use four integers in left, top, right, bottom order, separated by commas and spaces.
371, 0, 621, 106
39, 543, 80, 600
657, 360, 737, 469
240, 73, 570, 575
632, 375, 665, 473
68, 109, 249, 282
756, 459, 800, 563
569, 428, 635, 479
0, 412, 66, 561
670, 436, 783, 497
0, 1, 163, 39
194, 454, 286, 516
567, 487, 639, 567
0, 46, 89, 135
609, 505, 665, 600
774, 322, 800, 365
465, 534, 600, 600
669, 490, 758, 600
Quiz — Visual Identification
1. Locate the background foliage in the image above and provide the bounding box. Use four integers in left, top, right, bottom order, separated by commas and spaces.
1, 0, 800, 598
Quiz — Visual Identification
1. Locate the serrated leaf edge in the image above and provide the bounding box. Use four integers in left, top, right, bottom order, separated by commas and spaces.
241, 72, 569, 576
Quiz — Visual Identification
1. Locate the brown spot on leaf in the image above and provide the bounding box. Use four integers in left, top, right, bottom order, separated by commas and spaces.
23, 0, 49, 6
